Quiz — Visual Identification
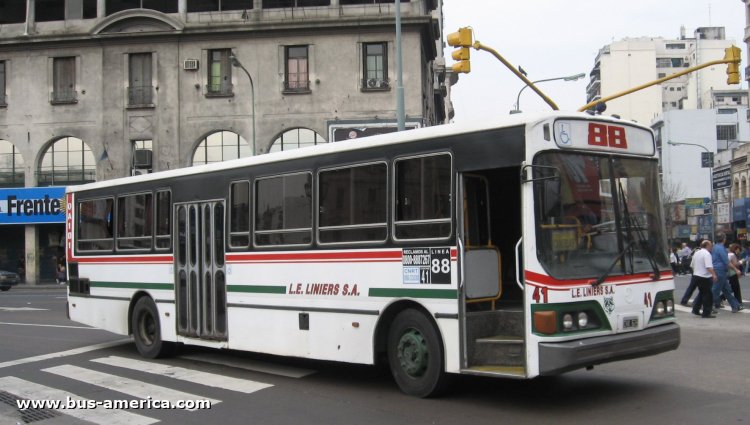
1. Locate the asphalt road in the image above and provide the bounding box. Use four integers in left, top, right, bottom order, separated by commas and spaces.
1, 283, 748, 425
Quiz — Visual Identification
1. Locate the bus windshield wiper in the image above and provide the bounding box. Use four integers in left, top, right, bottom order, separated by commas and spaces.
617, 181, 660, 281
590, 241, 635, 287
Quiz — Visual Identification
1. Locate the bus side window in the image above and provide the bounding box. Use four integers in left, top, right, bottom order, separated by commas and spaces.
254, 172, 312, 247
229, 181, 250, 248
155, 190, 171, 250
394, 153, 452, 240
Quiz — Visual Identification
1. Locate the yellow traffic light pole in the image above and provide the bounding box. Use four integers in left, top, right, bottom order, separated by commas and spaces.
447, 27, 559, 111
471, 41, 560, 111
579, 46, 742, 112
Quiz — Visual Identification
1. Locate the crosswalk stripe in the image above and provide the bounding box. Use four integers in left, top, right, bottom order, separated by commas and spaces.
42, 364, 220, 405
0, 376, 157, 425
179, 353, 315, 379
92, 356, 273, 394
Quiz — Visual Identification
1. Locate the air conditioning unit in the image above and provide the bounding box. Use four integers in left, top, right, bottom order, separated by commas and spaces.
367, 78, 389, 89
183, 59, 199, 70
131, 169, 150, 176
134, 150, 153, 169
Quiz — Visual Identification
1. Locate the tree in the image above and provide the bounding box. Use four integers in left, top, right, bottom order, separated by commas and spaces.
661, 179, 686, 247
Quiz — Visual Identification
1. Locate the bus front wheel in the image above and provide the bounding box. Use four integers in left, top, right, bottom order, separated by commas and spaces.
387, 309, 447, 397
131, 296, 174, 359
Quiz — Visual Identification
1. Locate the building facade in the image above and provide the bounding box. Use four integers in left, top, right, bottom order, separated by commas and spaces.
0, 0, 450, 283
587, 26, 737, 125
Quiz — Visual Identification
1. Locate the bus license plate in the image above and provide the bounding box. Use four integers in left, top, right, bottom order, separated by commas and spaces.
622, 316, 639, 329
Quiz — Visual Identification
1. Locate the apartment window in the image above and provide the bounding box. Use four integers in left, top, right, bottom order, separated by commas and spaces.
656, 58, 671, 68
52, 57, 77, 104
269, 128, 326, 152
284, 46, 310, 92
318, 163, 387, 243
132, 139, 153, 175
207, 49, 233, 96
394, 154, 452, 240
657, 73, 666, 78
188, 0, 254, 11
717, 124, 738, 141
670, 58, 686, 67
0, 1, 26, 24
0, 140, 25, 187
36, 0, 65, 21
0, 61, 6, 107
718, 108, 738, 115
192, 131, 251, 165
128, 53, 153, 106
363, 42, 389, 90
666, 43, 686, 49
255, 172, 312, 246
106, 0, 178, 15
342, 0, 397, 4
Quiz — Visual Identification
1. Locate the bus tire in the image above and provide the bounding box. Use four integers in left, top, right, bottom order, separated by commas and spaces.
387, 309, 447, 397
132, 296, 174, 359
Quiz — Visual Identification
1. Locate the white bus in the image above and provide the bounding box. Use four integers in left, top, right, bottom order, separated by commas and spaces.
65, 112, 679, 397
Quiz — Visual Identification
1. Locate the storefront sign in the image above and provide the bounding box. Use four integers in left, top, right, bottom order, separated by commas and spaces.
0, 187, 66, 225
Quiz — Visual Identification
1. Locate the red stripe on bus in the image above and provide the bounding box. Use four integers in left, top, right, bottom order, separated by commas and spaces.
524, 270, 672, 288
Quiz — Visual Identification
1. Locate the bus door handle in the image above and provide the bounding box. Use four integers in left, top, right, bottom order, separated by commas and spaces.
458, 237, 465, 288
515, 237, 524, 290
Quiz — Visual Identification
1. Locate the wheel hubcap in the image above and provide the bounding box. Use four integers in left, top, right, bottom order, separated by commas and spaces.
397, 328, 428, 378
139, 312, 156, 346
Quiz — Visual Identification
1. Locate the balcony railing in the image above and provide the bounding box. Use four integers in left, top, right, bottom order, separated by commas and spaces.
36, 169, 96, 186
205, 83, 234, 97
127, 85, 154, 106
283, 80, 311, 93
50, 89, 78, 104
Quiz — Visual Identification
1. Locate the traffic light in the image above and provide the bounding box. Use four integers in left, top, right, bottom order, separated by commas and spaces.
447, 27, 473, 74
724, 46, 741, 85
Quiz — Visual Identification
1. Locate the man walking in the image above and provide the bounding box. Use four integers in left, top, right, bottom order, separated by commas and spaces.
691, 240, 717, 318
711, 234, 744, 313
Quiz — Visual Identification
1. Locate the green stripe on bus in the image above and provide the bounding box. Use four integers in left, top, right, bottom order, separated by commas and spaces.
368, 288, 458, 299
90, 282, 174, 291
227, 285, 287, 294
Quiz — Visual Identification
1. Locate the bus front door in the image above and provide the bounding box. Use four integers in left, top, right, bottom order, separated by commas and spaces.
175, 201, 228, 341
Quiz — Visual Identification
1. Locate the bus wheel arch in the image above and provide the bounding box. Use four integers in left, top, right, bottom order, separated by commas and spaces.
129, 293, 174, 359
376, 301, 448, 397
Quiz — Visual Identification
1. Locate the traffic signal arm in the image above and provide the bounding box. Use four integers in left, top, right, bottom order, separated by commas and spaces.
579, 45, 742, 112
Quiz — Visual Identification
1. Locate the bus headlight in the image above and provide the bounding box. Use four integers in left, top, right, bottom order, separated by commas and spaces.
655, 301, 665, 316
578, 312, 589, 328
562, 313, 574, 330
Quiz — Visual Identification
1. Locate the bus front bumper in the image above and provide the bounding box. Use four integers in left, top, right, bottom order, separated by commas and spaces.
538, 322, 680, 375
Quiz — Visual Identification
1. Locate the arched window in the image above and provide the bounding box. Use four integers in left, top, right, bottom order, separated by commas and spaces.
742, 176, 748, 199
38, 137, 96, 186
0, 140, 25, 187
269, 128, 326, 153
733, 178, 740, 200
192, 130, 251, 166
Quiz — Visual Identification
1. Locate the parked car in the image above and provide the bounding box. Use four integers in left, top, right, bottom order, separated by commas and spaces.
0, 270, 20, 291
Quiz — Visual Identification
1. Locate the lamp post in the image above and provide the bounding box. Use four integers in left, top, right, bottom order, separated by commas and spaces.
230, 52, 256, 154
510, 72, 586, 114
668, 140, 714, 242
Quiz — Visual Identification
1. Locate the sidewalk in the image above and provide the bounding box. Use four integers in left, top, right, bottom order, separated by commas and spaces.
13, 281, 67, 290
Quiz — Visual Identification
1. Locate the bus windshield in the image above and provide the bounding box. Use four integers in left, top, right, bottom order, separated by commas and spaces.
533, 151, 669, 280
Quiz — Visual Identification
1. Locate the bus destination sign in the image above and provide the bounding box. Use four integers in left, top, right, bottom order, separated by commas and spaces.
554, 120, 655, 156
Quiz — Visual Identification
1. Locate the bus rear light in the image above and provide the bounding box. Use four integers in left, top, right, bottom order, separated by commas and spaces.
533, 311, 557, 334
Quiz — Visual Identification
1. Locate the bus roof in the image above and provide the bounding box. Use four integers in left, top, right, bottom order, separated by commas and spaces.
67, 111, 650, 193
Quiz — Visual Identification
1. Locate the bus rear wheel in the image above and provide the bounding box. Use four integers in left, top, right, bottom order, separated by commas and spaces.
387, 309, 447, 397
132, 296, 174, 359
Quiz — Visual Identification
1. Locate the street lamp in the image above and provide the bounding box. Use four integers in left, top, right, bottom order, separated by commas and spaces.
510, 72, 586, 114
230, 52, 256, 154
667, 140, 714, 242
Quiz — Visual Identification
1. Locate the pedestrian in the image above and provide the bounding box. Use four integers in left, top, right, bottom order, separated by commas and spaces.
680, 240, 702, 306
728, 243, 744, 305
710, 234, 744, 313
743, 242, 750, 275
690, 240, 717, 318
679, 243, 692, 274
670, 248, 679, 275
